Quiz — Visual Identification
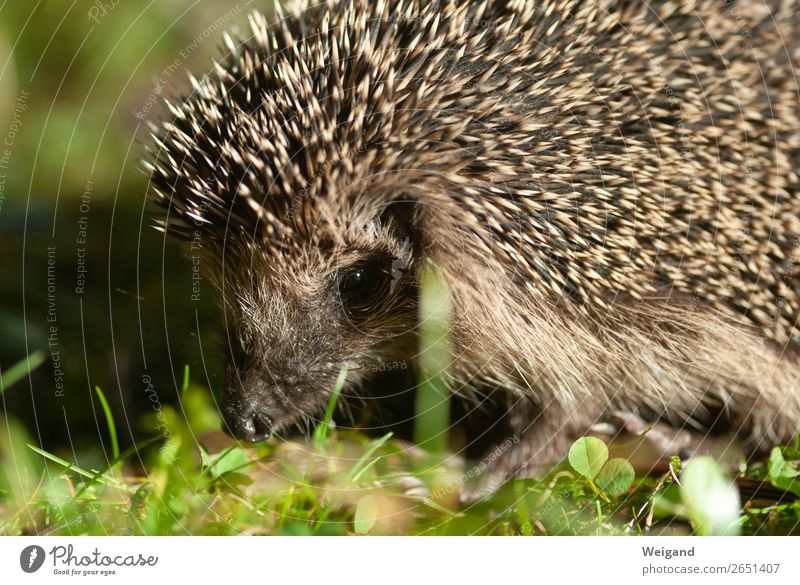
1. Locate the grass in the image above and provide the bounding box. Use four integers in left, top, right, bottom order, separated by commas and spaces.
0, 351, 45, 393
1, 269, 799, 535
413, 263, 451, 454
1, 353, 799, 535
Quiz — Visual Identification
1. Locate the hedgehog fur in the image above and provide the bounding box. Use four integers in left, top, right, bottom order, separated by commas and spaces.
146, 0, 800, 490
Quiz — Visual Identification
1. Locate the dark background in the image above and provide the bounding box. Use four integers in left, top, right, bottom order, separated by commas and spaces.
0, 1, 261, 455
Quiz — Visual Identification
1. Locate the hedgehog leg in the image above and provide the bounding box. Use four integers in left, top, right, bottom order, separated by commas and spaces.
459, 399, 602, 503
706, 339, 800, 455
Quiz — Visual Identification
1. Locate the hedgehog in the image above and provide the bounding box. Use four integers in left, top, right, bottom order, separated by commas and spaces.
145, 0, 800, 491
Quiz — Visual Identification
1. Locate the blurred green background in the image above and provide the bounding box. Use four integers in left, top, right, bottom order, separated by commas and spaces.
0, 1, 264, 454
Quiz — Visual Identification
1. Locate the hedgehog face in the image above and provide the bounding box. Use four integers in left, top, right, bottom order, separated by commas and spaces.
217, 214, 418, 442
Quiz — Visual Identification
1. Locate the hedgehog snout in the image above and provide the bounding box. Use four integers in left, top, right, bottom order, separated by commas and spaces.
221, 399, 274, 443
220, 357, 327, 442
220, 368, 287, 443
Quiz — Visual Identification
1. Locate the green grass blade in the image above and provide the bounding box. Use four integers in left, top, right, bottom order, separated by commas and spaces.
27, 444, 95, 479
313, 367, 348, 447
74, 437, 159, 498
26, 444, 123, 490
181, 364, 190, 395
94, 386, 120, 460
413, 262, 451, 453
0, 351, 45, 394
349, 432, 394, 483
312, 433, 395, 532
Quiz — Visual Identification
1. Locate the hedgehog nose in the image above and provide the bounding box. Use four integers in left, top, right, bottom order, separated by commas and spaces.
224, 403, 272, 443
241, 413, 271, 442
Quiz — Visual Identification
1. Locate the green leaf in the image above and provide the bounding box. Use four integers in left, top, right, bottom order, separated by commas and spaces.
769, 446, 786, 479
203, 447, 251, 480
595, 458, 635, 496
354, 495, 378, 534
770, 475, 800, 498
769, 446, 800, 479
568, 437, 608, 479
680, 456, 740, 535
167, 496, 191, 516
767, 447, 800, 497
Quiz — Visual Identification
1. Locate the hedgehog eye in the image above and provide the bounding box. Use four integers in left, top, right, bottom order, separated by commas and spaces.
338, 260, 392, 318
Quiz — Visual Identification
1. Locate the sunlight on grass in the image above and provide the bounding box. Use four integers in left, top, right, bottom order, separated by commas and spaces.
1, 308, 799, 535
